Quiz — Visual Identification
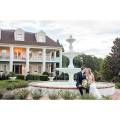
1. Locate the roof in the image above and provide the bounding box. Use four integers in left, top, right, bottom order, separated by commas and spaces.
0, 29, 62, 47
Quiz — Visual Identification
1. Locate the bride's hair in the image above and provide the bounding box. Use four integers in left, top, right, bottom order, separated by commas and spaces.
88, 68, 92, 75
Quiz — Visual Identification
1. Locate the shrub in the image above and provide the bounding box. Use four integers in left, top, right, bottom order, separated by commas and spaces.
115, 82, 120, 89
42, 71, 49, 76
8, 72, 16, 77
14, 89, 29, 100
112, 76, 120, 83
79, 94, 97, 100
40, 75, 48, 81
48, 92, 59, 100
31, 89, 43, 100
2, 92, 15, 100
0, 89, 5, 99
16, 74, 24, 80
26, 74, 48, 81
6, 81, 28, 90
0, 72, 9, 80
102, 96, 112, 100
6, 84, 15, 90
58, 90, 77, 100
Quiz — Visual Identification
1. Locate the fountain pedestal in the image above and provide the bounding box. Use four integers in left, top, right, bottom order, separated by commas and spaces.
56, 35, 81, 81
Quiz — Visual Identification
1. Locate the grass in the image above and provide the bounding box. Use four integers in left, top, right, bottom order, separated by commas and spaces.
0, 80, 28, 90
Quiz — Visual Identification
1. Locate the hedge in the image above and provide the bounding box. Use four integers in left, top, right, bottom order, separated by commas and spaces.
16, 74, 25, 80
26, 74, 48, 81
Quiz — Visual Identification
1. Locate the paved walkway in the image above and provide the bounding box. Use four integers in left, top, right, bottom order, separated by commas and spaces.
112, 89, 120, 100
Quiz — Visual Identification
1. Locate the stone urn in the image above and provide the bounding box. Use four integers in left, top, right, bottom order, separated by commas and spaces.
48, 77, 54, 81
9, 77, 16, 80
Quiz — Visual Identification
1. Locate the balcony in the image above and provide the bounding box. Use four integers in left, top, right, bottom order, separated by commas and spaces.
14, 55, 26, 61
46, 56, 60, 62
0, 55, 10, 61
29, 56, 43, 62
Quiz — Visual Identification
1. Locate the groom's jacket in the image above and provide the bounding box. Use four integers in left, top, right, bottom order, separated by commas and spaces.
76, 72, 86, 86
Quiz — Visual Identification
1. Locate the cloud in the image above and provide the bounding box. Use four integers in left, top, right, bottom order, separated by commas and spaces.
0, 20, 119, 58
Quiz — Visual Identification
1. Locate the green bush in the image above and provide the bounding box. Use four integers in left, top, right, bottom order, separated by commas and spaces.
48, 92, 59, 100
2, 92, 15, 100
8, 72, 16, 77
26, 74, 48, 81
6, 81, 28, 90
31, 89, 43, 100
6, 84, 15, 90
79, 94, 97, 100
58, 90, 77, 100
40, 75, 48, 81
115, 82, 120, 89
14, 89, 29, 100
112, 76, 120, 83
0, 89, 5, 99
42, 71, 49, 76
16, 74, 25, 80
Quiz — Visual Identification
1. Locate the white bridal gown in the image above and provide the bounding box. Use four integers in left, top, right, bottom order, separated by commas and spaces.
89, 82, 102, 99
87, 76, 102, 99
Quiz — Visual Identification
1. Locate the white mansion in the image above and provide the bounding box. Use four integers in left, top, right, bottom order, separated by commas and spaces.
0, 28, 62, 75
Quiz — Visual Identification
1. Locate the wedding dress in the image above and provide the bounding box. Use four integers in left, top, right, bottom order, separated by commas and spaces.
89, 82, 102, 99
87, 76, 102, 99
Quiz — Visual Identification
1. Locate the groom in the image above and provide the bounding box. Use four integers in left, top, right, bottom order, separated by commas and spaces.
76, 67, 89, 96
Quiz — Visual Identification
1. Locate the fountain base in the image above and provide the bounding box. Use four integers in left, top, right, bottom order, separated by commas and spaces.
29, 81, 115, 96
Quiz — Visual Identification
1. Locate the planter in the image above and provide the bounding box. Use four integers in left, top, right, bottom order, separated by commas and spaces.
48, 77, 54, 81
9, 77, 16, 80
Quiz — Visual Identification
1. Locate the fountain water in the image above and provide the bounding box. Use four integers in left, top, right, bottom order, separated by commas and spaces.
56, 35, 81, 82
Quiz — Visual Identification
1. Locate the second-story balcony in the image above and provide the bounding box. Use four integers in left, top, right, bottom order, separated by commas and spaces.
0, 55, 10, 61
14, 55, 26, 61
29, 56, 43, 62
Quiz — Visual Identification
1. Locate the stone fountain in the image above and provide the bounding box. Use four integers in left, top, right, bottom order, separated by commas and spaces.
29, 36, 115, 96
56, 35, 81, 82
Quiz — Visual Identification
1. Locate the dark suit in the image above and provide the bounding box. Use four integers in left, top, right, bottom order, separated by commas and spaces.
76, 72, 89, 95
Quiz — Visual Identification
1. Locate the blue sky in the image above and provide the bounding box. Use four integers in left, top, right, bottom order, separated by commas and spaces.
0, 20, 120, 58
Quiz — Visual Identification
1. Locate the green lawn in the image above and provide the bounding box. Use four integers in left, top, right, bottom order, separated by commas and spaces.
0, 80, 29, 90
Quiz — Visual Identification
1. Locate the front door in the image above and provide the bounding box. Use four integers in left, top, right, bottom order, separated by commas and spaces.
13, 65, 22, 74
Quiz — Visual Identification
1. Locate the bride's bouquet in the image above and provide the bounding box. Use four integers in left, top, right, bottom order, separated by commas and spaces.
82, 79, 89, 88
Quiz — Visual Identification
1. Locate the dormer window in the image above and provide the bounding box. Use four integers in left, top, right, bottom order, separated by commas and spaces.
35, 30, 46, 43
14, 28, 24, 41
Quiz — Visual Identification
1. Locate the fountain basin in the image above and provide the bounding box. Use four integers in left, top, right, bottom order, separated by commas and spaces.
29, 81, 115, 96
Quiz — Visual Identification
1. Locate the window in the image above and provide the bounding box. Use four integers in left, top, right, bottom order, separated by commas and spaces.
17, 33, 23, 40
2, 49, 6, 58
35, 31, 46, 43
14, 28, 24, 41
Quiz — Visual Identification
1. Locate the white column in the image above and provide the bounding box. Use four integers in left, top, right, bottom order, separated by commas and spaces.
42, 48, 46, 72
10, 46, 14, 72
54, 50, 56, 59
59, 49, 62, 68
26, 47, 30, 73
54, 50, 56, 70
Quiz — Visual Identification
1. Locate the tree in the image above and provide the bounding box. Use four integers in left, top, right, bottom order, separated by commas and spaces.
62, 55, 69, 67
101, 38, 120, 81
73, 54, 102, 72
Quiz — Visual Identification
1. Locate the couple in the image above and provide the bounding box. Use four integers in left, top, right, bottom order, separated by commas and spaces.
76, 67, 102, 99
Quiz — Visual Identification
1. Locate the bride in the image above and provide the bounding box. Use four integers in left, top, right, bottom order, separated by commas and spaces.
84, 68, 102, 99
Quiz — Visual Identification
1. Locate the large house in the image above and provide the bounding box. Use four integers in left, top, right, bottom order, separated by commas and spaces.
0, 28, 63, 75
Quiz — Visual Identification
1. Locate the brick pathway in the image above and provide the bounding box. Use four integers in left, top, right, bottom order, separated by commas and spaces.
112, 89, 120, 100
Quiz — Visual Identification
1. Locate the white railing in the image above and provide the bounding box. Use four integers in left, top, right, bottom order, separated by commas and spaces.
30, 56, 43, 61
0, 55, 10, 60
